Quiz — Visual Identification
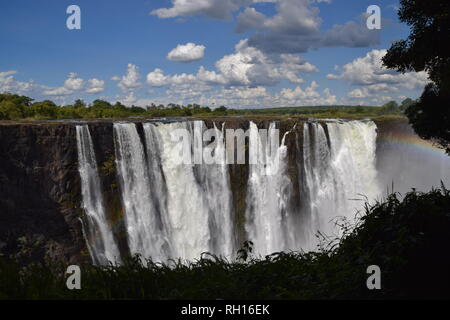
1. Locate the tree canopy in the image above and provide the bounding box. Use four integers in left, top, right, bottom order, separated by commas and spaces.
382, 0, 450, 154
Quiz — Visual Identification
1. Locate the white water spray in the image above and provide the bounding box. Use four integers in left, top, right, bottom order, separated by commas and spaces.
76, 125, 121, 265
245, 122, 293, 256
113, 123, 170, 262
302, 120, 380, 248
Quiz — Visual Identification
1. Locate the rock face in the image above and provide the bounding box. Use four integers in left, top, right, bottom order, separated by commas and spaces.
0, 123, 86, 264
0, 118, 416, 264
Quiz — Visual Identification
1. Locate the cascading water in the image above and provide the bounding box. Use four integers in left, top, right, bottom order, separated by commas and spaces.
76, 125, 121, 265
78, 119, 384, 265
245, 122, 294, 256
195, 122, 235, 257
144, 121, 234, 260
301, 120, 380, 249
114, 123, 171, 262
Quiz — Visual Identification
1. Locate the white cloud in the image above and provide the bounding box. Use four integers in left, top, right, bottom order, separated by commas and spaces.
167, 43, 206, 62
215, 39, 319, 86
43, 87, 73, 96
0, 71, 36, 94
64, 73, 84, 91
142, 79, 337, 108
120, 92, 137, 106
147, 39, 318, 90
327, 49, 429, 98
275, 81, 337, 106
223, 86, 268, 99
146, 69, 169, 87
113, 64, 141, 93
215, 82, 337, 107
86, 78, 105, 94
43, 73, 84, 96
151, 0, 274, 20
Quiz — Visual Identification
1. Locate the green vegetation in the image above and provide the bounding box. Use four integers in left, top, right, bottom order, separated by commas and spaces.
235, 102, 411, 119
1, 187, 449, 300
0, 92, 408, 122
383, 0, 450, 154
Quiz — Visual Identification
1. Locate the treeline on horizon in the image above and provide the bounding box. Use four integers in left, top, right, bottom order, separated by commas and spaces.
0, 92, 415, 121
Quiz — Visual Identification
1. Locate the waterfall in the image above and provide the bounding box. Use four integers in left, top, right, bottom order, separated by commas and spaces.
301, 120, 380, 248
76, 125, 121, 265
80, 119, 382, 265
144, 121, 235, 260
195, 122, 234, 257
113, 123, 170, 262
245, 122, 294, 256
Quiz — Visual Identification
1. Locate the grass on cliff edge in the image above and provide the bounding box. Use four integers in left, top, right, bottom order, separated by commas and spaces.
1, 187, 450, 300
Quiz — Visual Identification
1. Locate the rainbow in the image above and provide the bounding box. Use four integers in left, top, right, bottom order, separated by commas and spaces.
379, 132, 448, 157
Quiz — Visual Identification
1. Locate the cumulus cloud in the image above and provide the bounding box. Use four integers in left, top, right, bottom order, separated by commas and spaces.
151, 0, 275, 20
43, 73, 84, 96
86, 78, 105, 94
120, 92, 138, 105
151, 0, 378, 55
326, 49, 429, 104
275, 81, 337, 106
237, 0, 321, 34
148, 39, 318, 90
139, 79, 336, 109
321, 16, 380, 48
0, 71, 36, 94
112, 64, 141, 93
167, 43, 205, 62
216, 81, 336, 107
146, 69, 170, 87
215, 40, 319, 86
240, 1, 379, 54
64, 73, 84, 91
327, 49, 429, 93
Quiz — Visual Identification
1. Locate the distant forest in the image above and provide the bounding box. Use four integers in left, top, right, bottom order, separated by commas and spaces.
0, 92, 415, 120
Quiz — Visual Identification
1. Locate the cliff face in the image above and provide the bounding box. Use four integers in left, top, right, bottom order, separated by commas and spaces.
0, 124, 87, 264
0, 118, 415, 264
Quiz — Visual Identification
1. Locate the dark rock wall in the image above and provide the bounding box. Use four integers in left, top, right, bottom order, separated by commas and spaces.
0, 124, 87, 264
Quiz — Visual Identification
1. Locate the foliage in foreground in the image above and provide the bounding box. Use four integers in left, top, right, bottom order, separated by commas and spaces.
1, 187, 450, 300
383, 0, 450, 155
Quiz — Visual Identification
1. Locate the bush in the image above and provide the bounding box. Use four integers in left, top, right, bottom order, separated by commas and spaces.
1, 187, 449, 299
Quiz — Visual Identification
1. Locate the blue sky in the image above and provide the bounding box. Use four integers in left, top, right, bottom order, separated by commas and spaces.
0, 0, 429, 108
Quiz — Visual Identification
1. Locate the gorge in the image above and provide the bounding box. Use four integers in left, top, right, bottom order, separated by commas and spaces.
0, 118, 449, 265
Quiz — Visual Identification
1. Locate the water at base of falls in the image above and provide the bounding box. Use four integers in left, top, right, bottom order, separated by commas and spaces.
77, 120, 382, 265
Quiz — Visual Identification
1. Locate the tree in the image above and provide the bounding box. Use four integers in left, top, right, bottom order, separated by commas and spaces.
383, 101, 399, 112
405, 84, 450, 155
74, 99, 86, 108
382, 0, 450, 88
30, 100, 58, 119
91, 99, 111, 109
215, 106, 227, 113
382, 0, 450, 154
0, 92, 33, 107
0, 100, 23, 120
400, 98, 415, 111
